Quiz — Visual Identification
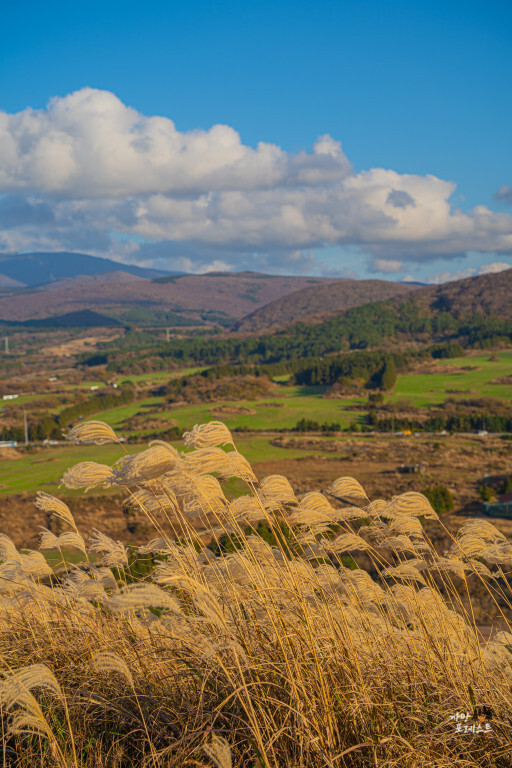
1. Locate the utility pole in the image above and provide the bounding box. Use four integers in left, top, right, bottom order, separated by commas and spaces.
166, 327, 170, 343
23, 410, 28, 446
4, 337, 9, 354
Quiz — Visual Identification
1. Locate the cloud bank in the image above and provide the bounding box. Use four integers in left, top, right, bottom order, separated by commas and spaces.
0, 88, 511, 276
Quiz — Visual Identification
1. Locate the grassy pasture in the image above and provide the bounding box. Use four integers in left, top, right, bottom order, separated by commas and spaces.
0, 434, 339, 497
391, 350, 512, 407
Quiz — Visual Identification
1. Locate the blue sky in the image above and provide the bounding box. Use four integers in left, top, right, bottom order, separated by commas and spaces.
0, 0, 511, 281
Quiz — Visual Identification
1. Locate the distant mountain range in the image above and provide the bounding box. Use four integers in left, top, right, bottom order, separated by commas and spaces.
0, 251, 507, 333
0, 258, 332, 326
0, 251, 174, 287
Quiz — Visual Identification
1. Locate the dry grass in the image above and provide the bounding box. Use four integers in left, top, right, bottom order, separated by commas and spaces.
0, 420, 511, 767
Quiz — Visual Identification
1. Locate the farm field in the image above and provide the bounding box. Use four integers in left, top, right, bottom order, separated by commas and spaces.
391, 350, 512, 406
0, 434, 344, 497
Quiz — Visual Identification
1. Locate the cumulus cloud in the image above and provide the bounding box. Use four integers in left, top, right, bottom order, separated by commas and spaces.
371, 259, 404, 273
1, 88, 512, 275
494, 185, 512, 204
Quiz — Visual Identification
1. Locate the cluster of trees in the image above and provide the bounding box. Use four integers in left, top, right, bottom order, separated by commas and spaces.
160, 374, 272, 404
293, 418, 342, 433
423, 486, 454, 515
75, 284, 512, 376
372, 412, 512, 433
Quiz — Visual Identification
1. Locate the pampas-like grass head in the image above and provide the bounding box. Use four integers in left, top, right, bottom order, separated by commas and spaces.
65, 420, 121, 445
329, 476, 369, 502
113, 445, 180, 485
203, 733, 232, 768
88, 530, 128, 567
183, 421, 234, 448
92, 651, 134, 688
34, 491, 77, 530
0, 664, 63, 738
61, 462, 114, 491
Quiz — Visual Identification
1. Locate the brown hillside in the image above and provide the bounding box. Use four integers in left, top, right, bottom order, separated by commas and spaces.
233, 278, 419, 332
411, 267, 512, 317
40, 270, 147, 289
0, 273, 329, 323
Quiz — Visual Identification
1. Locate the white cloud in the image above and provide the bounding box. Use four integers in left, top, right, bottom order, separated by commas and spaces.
1, 88, 512, 276
371, 258, 404, 273
427, 261, 511, 284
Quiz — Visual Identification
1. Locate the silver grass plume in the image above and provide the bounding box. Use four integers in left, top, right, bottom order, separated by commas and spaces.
113, 444, 180, 485
65, 419, 121, 445
183, 447, 237, 476
383, 563, 427, 586
39, 528, 86, 554
323, 533, 370, 553
183, 421, 234, 448
300, 491, 335, 515
259, 474, 297, 507
0, 534, 20, 562
480, 543, 512, 566
92, 651, 134, 688
61, 461, 114, 491
387, 492, 438, 520
389, 516, 425, 538
329, 476, 369, 502
457, 520, 507, 544
109, 583, 181, 614
364, 499, 389, 517
0, 664, 63, 738
451, 534, 489, 559
88, 530, 128, 567
18, 551, 52, 578
203, 733, 232, 768
228, 495, 264, 522
34, 492, 77, 530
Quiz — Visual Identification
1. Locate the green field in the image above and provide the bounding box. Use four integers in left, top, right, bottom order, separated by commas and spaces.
0, 434, 342, 497
390, 351, 512, 406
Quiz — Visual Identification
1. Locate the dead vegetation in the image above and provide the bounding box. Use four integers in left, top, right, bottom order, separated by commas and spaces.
0, 420, 511, 767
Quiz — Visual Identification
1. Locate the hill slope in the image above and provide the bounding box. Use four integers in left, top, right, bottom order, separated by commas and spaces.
233, 278, 419, 332
411, 268, 512, 317
0, 272, 330, 326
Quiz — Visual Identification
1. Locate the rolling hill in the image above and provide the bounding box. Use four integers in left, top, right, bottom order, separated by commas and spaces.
411, 267, 512, 318
233, 278, 420, 332
0, 271, 331, 326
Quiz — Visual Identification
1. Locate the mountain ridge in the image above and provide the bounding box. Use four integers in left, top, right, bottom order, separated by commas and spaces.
0, 251, 176, 286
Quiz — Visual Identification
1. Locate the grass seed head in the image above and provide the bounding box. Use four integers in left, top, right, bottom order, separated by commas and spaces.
61, 461, 114, 491
183, 421, 234, 448
65, 419, 121, 445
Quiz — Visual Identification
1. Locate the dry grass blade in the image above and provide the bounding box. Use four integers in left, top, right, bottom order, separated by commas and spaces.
2, 419, 512, 768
